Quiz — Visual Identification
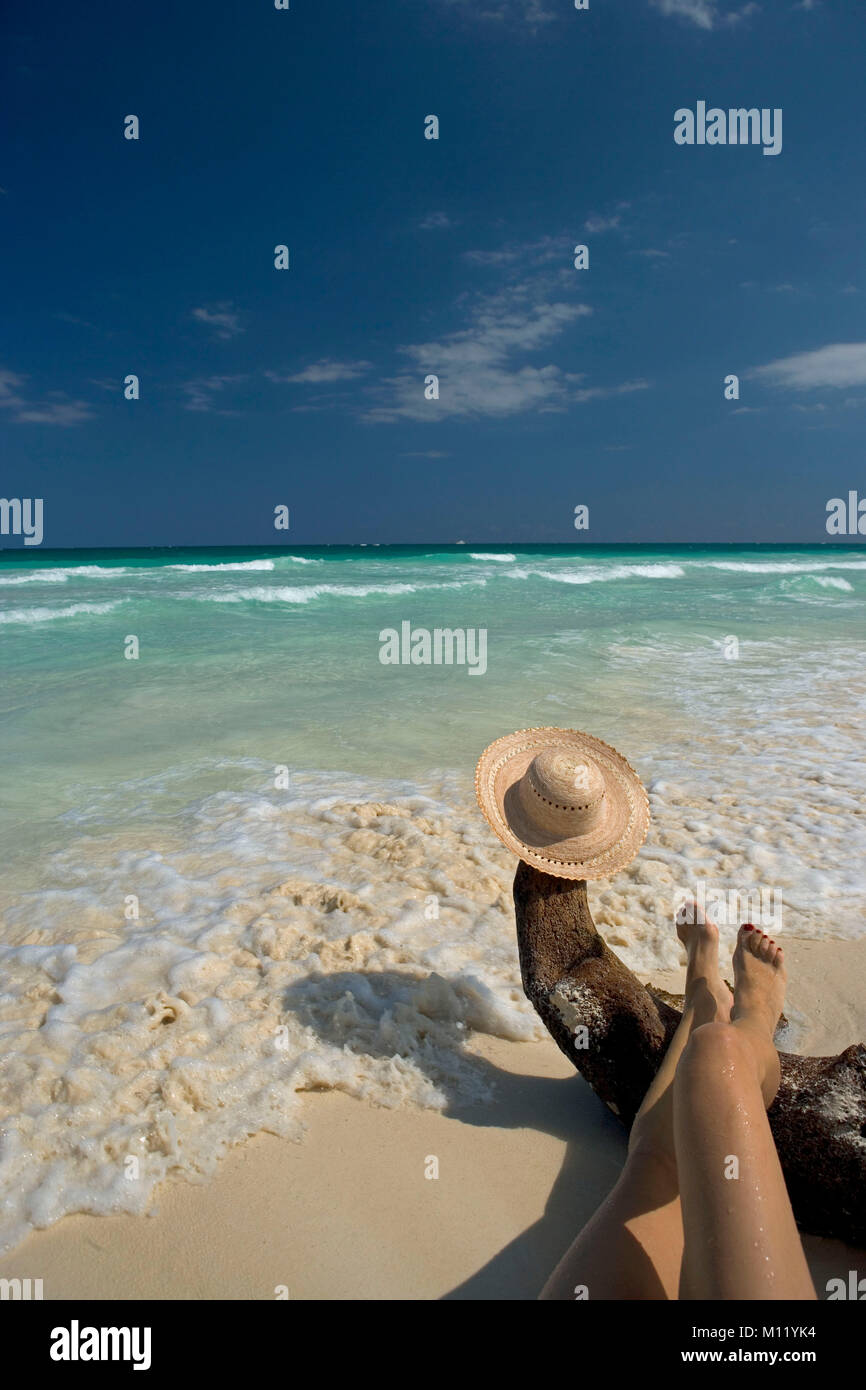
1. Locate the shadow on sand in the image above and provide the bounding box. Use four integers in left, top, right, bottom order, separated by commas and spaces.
282, 967, 628, 1299
282, 966, 856, 1298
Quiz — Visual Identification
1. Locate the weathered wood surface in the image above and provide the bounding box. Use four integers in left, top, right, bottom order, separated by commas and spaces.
513, 861, 866, 1246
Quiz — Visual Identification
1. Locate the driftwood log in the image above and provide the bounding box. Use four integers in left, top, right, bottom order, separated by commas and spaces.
513, 862, 866, 1246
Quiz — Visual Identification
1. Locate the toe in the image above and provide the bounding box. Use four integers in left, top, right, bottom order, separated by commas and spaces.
675, 897, 696, 926
676, 895, 705, 928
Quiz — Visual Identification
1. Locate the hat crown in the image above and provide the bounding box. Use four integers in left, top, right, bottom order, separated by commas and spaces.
523, 749, 606, 836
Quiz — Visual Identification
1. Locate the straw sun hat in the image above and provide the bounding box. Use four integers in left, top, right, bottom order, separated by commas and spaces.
475, 727, 650, 880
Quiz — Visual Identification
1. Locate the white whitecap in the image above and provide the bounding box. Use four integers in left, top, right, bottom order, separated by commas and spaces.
169, 560, 275, 572
524, 563, 685, 585
0, 566, 128, 585
811, 576, 853, 591
198, 577, 488, 605
699, 559, 866, 574
0, 601, 124, 626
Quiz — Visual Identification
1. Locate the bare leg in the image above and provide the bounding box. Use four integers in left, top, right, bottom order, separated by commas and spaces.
540, 899, 731, 1300
675, 926, 816, 1300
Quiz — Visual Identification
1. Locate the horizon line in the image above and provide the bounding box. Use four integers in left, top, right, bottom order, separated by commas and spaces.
2, 539, 864, 559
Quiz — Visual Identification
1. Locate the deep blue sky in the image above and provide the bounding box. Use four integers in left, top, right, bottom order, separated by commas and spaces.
2, 0, 864, 547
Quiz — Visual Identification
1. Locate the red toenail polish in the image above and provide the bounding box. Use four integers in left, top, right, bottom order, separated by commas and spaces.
742, 924, 753, 931
769, 940, 775, 944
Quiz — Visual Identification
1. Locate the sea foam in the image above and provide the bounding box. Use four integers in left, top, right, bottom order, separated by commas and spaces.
0, 600, 125, 626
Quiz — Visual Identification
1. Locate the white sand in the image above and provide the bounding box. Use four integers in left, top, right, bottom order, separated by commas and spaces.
0, 937, 862, 1300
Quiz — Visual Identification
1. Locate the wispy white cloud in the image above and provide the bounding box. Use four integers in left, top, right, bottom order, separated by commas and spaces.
723, 1, 760, 23
751, 343, 866, 390
363, 281, 594, 423
651, 0, 714, 25
741, 281, 808, 295
182, 374, 248, 413
463, 235, 565, 268
265, 238, 648, 425
650, 0, 759, 28
584, 206, 630, 235
520, 0, 556, 23
418, 211, 455, 230
0, 367, 94, 425
438, 0, 556, 23
573, 380, 650, 403
266, 359, 373, 385
55, 311, 101, 330
14, 400, 93, 425
0, 369, 28, 405
191, 302, 243, 340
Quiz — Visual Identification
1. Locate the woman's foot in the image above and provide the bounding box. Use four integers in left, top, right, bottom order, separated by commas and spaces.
628, 898, 731, 1163
676, 898, 733, 1026
731, 924, 786, 1107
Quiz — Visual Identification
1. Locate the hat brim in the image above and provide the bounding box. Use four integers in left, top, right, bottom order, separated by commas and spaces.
475, 727, 650, 880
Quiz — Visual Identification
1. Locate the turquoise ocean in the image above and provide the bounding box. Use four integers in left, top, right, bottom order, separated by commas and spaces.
1, 544, 864, 1250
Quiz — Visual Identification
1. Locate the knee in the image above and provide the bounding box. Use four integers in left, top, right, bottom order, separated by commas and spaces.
681, 1020, 747, 1070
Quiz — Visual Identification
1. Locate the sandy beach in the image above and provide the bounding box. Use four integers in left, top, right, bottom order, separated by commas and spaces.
2, 545, 864, 1297
4, 0, 866, 1330
2, 936, 862, 1301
